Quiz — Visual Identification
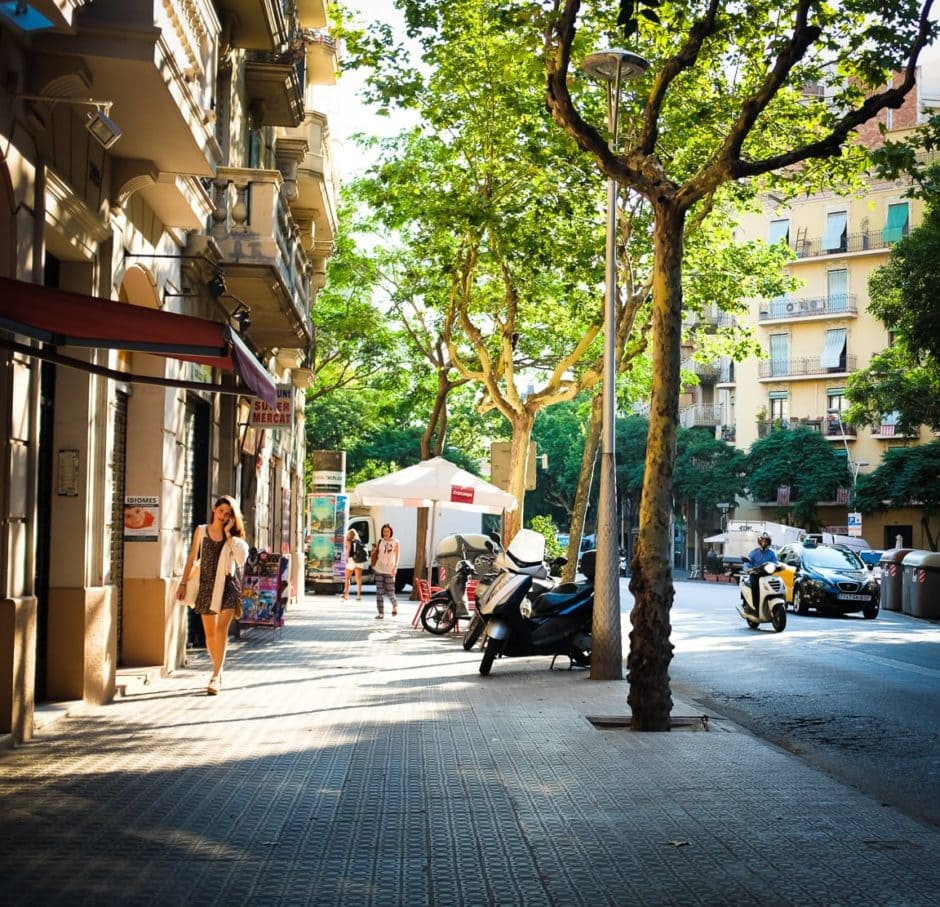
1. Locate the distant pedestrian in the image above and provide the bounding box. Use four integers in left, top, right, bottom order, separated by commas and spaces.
371, 523, 400, 618
343, 528, 367, 601
178, 495, 249, 695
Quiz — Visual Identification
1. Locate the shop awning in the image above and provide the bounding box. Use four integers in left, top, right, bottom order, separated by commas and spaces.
0, 276, 277, 406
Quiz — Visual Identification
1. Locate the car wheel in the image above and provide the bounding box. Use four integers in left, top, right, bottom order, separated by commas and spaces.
863, 601, 879, 620
792, 587, 809, 615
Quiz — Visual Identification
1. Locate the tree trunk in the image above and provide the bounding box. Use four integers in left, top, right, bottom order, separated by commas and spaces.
563, 393, 602, 584
503, 413, 535, 541
627, 205, 684, 731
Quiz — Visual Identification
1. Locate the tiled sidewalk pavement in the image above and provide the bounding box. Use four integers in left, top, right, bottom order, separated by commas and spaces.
1, 595, 939, 907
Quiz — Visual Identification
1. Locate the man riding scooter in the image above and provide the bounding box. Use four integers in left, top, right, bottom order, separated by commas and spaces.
746, 532, 777, 616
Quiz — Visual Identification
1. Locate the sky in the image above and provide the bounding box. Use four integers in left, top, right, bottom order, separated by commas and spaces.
319, 1, 414, 182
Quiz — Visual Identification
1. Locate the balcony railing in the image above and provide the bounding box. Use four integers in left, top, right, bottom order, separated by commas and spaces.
756, 417, 856, 437
680, 403, 722, 428
211, 167, 313, 350
758, 354, 856, 379
759, 294, 858, 321
791, 230, 899, 259
681, 359, 720, 382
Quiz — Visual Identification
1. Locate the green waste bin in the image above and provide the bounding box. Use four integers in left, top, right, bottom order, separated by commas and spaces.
879, 548, 913, 612
901, 550, 940, 619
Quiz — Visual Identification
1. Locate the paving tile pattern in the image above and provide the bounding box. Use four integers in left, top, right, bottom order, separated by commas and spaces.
1, 597, 939, 906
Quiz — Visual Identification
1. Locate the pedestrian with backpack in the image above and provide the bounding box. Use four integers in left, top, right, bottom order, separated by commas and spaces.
342, 528, 367, 601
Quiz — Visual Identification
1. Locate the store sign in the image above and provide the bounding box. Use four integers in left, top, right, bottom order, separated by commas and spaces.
249, 384, 293, 427
450, 485, 475, 504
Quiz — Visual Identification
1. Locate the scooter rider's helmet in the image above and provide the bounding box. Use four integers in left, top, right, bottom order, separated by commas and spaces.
758, 532, 772, 546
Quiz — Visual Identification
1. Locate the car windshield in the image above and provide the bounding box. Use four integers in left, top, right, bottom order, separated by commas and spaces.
803, 546, 864, 570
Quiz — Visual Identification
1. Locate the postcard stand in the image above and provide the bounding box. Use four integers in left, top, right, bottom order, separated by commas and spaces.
239, 549, 290, 630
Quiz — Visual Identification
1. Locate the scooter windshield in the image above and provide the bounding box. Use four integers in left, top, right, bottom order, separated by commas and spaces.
505, 528, 545, 566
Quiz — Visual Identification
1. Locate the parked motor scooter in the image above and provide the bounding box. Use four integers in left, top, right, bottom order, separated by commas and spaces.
420, 558, 477, 635
737, 559, 788, 632
476, 530, 593, 675
463, 531, 565, 652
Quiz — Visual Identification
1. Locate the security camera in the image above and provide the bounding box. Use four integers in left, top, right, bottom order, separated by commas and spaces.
85, 107, 122, 149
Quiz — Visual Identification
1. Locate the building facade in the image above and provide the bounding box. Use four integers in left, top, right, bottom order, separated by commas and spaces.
716, 69, 937, 552
0, 0, 338, 742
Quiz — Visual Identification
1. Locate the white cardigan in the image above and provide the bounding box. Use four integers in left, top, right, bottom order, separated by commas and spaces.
196, 525, 250, 613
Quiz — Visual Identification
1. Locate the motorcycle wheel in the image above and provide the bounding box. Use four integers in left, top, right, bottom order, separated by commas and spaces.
421, 601, 457, 635
479, 636, 499, 676
462, 612, 484, 650
771, 602, 787, 633
746, 619, 760, 630
570, 648, 591, 667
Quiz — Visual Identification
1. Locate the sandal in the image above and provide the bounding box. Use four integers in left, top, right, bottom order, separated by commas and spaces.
392, 609, 398, 616
374, 613, 384, 619
207, 676, 221, 695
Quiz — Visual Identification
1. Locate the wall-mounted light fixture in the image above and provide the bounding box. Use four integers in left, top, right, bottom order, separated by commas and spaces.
14, 94, 122, 148
0, 2, 53, 33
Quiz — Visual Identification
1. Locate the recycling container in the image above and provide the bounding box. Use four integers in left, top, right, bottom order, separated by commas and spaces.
879, 548, 913, 612
900, 550, 940, 619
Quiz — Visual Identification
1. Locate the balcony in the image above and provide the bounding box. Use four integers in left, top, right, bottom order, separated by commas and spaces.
302, 31, 339, 85
758, 354, 856, 379
31, 1, 92, 29
35, 0, 222, 220
680, 403, 722, 429
211, 167, 313, 353
790, 230, 894, 259
215, 0, 287, 51
277, 111, 338, 285
245, 52, 305, 127
297, 0, 329, 28
681, 358, 720, 383
759, 295, 858, 322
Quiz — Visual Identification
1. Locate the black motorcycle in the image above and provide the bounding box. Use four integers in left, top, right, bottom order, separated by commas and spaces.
476, 539, 594, 676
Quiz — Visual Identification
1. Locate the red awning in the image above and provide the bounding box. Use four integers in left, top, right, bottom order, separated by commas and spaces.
0, 276, 278, 406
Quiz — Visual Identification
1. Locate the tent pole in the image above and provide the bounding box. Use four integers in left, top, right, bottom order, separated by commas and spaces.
428, 504, 437, 586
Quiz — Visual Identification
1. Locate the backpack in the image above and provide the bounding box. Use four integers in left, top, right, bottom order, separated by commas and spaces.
352, 539, 367, 563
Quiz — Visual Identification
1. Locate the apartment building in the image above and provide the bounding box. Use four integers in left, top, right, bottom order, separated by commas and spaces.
0, 0, 338, 742
714, 70, 938, 552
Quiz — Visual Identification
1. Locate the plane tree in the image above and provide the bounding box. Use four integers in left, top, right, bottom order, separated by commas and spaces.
545, 0, 936, 728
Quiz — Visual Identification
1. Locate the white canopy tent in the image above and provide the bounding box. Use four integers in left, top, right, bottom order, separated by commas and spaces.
349, 457, 518, 583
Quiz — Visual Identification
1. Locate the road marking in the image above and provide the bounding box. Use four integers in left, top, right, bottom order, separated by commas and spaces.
820, 640, 940, 679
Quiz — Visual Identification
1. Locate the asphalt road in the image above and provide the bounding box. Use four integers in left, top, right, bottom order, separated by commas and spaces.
655, 579, 940, 828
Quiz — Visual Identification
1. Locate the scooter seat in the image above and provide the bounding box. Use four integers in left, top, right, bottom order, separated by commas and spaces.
532, 584, 593, 616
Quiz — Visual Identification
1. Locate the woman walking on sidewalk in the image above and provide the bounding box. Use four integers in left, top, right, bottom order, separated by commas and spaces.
178, 495, 249, 694
372, 523, 400, 619
342, 528, 366, 601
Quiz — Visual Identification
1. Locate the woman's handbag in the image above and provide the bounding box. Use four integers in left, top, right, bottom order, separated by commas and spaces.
181, 564, 201, 608
180, 524, 205, 608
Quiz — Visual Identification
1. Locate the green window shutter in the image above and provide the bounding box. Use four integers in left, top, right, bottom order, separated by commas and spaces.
882, 203, 909, 244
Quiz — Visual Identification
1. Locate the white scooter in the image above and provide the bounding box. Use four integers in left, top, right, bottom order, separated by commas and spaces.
737, 559, 788, 632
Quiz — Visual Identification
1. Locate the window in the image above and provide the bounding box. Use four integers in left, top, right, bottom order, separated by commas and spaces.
823, 211, 848, 252
883, 202, 909, 244
770, 334, 789, 377
827, 269, 848, 312
768, 219, 790, 246
769, 391, 789, 423
827, 389, 846, 414
820, 328, 847, 370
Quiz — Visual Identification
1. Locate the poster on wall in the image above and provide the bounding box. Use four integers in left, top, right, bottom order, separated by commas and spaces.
124, 496, 159, 541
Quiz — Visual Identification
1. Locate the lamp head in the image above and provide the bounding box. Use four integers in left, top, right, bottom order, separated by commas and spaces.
207, 271, 227, 299
581, 48, 650, 83
85, 106, 121, 149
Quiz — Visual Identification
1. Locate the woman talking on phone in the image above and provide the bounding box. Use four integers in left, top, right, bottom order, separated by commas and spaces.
178, 495, 249, 695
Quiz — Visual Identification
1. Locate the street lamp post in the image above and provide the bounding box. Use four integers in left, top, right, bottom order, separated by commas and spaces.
581, 49, 649, 679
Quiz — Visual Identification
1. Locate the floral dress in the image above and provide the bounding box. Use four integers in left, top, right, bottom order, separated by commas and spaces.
193, 535, 242, 614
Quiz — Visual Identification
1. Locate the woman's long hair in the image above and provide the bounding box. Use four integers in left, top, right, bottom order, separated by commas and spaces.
214, 495, 246, 537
